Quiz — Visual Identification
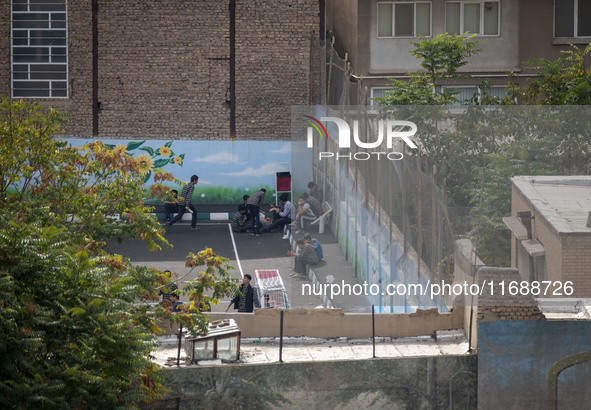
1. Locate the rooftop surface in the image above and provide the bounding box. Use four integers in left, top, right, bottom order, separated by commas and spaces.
512, 176, 591, 234
153, 330, 471, 368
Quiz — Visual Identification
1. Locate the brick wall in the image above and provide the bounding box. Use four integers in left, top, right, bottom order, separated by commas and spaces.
0, 1, 9, 93
511, 184, 562, 282
235, 1, 318, 139
1, 0, 319, 140
512, 184, 591, 297
561, 235, 591, 297
477, 268, 545, 322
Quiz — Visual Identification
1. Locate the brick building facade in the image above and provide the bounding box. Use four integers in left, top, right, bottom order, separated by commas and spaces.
0, 0, 321, 140
505, 176, 591, 298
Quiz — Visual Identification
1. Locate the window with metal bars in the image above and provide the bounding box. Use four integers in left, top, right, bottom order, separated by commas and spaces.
11, 0, 68, 98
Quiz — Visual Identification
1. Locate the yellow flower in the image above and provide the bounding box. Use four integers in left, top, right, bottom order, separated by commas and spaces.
112, 144, 127, 157
136, 154, 153, 176
173, 156, 183, 165
158, 146, 172, 157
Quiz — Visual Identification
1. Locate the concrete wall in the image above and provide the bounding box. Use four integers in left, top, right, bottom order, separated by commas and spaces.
453, 239, 482, 349
151, 355, 477, 410
478, 320, 591, 409
519, 0, 591, 71
453, 239, 546, 349
361, 0, 520, 74
1, 0, 319, 140
204, 307, 463, 339
519, 0, 562, 68
326, 0, 359, 70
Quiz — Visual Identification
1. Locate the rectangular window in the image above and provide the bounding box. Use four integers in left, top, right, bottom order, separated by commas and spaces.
11, 0, 68, 98
377, 2, 431, 38
370, 87, 393, 106
442, 85, 507, 104
555, 0, 591, 38
445, 1, 499, 36
378, 3, 393, 37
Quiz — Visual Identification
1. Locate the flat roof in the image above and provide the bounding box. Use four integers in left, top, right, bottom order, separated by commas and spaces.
512, 176, 591, 234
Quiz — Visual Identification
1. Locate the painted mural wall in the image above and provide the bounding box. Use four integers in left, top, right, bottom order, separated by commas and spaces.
478, 320, 591, 409
66, 138, 311, 205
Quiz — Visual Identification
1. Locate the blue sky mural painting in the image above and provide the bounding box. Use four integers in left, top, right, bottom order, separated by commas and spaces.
65, 138, 306, 204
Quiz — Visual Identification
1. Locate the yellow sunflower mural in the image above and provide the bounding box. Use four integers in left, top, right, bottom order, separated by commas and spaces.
106, 140, 184, 183
158, 146, 172, 157
112, 144, 127, 156
136, 154, 154, 176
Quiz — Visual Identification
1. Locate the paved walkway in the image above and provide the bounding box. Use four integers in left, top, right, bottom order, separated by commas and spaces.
153, 330, 470, 367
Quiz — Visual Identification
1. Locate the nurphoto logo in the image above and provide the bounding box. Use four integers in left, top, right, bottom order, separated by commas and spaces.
303, 115, 418, 161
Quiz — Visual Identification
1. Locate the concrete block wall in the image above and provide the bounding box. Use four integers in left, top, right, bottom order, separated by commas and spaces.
0, 0, 319, 140
205, 307, 464, 339
154, 355, 477, 410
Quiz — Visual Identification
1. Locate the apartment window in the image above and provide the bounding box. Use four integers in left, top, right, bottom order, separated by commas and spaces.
378, 2, 431, 37
11, 0, 68, 98
555, 0, 591, 38
446, 1, 499, 36
370, 87, 393, 105
439, 85, 507, 104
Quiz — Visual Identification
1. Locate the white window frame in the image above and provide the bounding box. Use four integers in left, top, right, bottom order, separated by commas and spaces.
11, 0, 69, 99
438, 85, 507, 105
554, 0, 591, 39
377, 2, 432, 38
370, 87, 394, 106
445, 1, 500, 37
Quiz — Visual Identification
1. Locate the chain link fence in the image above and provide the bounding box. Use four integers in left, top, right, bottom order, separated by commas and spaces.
301, 40, 458, 311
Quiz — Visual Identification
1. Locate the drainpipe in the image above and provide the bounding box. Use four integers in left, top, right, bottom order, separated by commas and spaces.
319, 0, 325, 41
92, 0, 99, 137
229, 0, 236, 140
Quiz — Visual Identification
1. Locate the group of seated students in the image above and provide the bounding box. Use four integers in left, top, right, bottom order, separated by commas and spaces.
230, 181, 324, 237
229, 182, 325, 278
287, 234, 323, 278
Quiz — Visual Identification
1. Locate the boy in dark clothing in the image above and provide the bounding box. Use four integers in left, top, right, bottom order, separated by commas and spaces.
308, 181, 324, 203
168, 175, 199, 231
304, 234, 323, 261
170, 292, 183, 312
288, 239, 319, 277
246, 188, 266, 236
164, 189, 180, 221
225, 274, 260, 313
231, 204, 254, 233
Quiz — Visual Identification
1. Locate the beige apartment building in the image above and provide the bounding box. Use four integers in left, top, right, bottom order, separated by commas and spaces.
326, 0, 591, 104
504, 176, 591, 298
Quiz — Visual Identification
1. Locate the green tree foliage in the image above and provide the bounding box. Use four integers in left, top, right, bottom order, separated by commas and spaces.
0, 98, 238, 408
376, 33, 480, 106
508, 44, 591, 105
